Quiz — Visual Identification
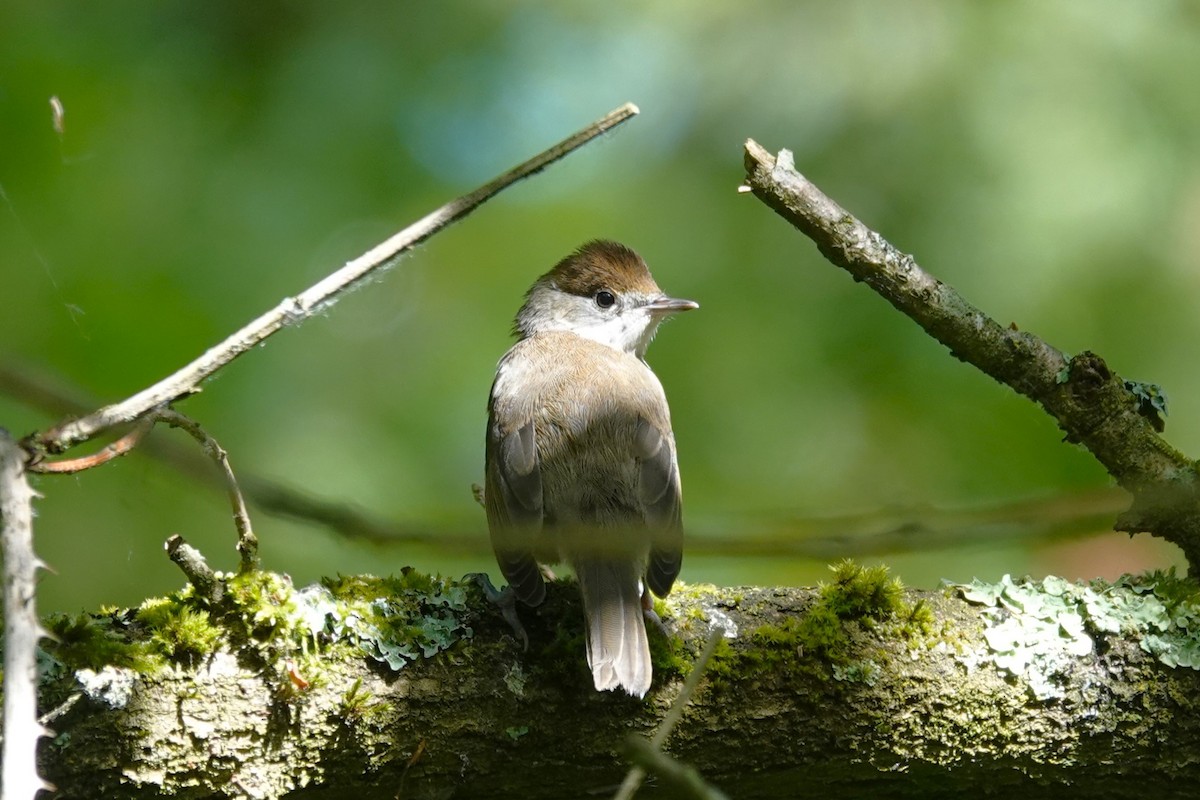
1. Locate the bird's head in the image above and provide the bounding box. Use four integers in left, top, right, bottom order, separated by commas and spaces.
514, 240, 698, 358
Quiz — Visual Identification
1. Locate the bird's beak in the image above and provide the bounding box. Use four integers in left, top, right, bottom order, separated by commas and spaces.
644, 296, 699, 314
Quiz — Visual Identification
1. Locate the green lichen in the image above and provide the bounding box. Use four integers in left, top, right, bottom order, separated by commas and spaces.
831, 659, 881, 686
321, 569, 472, 671
957, 568, 1200, 699
1124, 379, 1169, 431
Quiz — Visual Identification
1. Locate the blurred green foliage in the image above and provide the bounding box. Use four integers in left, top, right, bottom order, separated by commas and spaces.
2, 2, 1196, 613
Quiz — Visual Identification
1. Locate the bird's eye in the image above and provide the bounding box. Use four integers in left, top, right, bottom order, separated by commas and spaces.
594, 290, 616, 309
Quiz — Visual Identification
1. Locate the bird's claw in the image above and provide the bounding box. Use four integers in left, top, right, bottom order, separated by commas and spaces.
469, 572, 530, 651
641, 586, 670, 637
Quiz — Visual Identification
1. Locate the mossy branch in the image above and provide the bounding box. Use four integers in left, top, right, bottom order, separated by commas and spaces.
37, 565, 1200, 799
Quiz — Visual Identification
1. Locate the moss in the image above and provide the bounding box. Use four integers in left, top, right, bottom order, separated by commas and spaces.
795, 604, 848, 661
821, 559, 906, 622
505, 725, 530, 741
647, 620, 696, 681
44, 610, 165, 674
702, 637, 740, 683
337, 677, 390, 722
43, 567, 473, 692
707, 561, 929, 686
136, 598, 222, 664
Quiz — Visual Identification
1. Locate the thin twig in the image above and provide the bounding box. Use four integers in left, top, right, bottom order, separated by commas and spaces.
33, 103, 640, 456
39, 692, 82, 728
0, 430, 51, 800
742, 139, 1200, 571
613, 626, 726, 800
165, 534, 223, 604
28, 418, 153, 474
621, 738, 730, 800
154, 409, 258, 573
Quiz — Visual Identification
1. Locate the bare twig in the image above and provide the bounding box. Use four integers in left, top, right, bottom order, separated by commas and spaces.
165, 534, 222, 604
613, 626, 726, 800
742, 139, 1200, 571
1, 430, 51, 800
621, 738, 730, 800
33, 103, 640, 457
154, 409, 258, 573
28, 418, 153, 474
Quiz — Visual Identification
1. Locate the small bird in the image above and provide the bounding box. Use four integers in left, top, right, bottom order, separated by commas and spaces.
484, 240, 697, 698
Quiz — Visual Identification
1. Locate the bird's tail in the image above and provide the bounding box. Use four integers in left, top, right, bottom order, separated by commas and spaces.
575, 560, 651, 698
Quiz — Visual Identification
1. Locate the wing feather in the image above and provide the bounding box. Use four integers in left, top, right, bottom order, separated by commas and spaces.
634, 417, 683, 597
486, 413, 547, 606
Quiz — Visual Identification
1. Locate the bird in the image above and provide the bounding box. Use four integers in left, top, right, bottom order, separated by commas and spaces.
484, 239, 697, 698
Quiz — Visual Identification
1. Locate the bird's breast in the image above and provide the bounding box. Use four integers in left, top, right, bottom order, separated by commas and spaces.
492, 332, 673, 536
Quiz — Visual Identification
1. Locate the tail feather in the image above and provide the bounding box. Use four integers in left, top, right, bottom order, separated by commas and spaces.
576, 560, 651, 698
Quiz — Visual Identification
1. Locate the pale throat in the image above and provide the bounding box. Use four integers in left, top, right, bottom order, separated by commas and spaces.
567, 312, 661, 358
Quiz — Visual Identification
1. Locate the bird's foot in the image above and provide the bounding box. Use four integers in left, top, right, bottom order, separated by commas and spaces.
641, 586, 670, 637
468, 572, 530, 651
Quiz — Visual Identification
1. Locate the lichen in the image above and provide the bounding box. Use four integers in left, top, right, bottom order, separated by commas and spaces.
41, 567, 475, 695
316, 570, 473, 671
956, 568, 1200, 699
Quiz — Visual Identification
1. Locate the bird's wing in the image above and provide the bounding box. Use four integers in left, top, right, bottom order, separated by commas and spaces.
634, 417, 683, 597
485, 408, 547, 606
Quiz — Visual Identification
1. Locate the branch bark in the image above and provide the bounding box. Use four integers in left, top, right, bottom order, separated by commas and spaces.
36, 572, 1200, 799
741, 139, 1200, 570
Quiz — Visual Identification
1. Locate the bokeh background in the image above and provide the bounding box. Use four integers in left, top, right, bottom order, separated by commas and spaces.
2, 2, 1197, 614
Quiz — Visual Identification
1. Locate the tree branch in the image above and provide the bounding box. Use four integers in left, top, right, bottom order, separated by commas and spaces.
1, 431, 50, 800
37, 571, 1200, 798
27, 419, 153, 474
30, 103, 640, 456
742, 139, 1200, 570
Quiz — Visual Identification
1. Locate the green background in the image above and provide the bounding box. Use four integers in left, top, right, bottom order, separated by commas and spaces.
2, 2, 1195, 614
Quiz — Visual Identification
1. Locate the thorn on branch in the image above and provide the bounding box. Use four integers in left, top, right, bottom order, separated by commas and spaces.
1, 430, 52, 797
